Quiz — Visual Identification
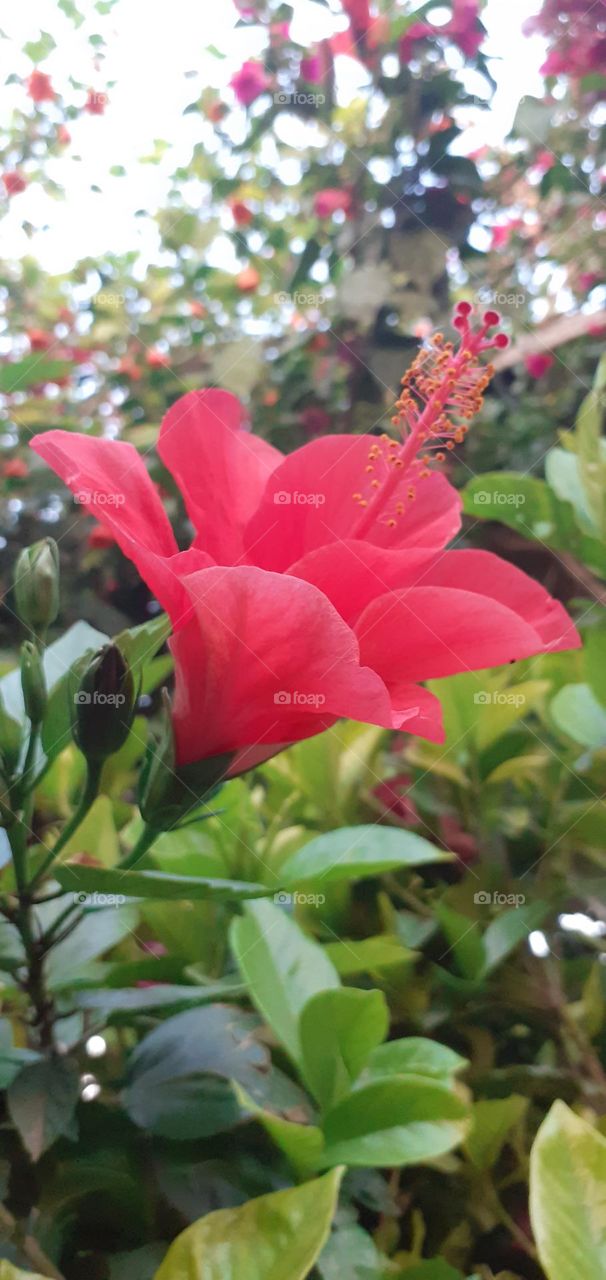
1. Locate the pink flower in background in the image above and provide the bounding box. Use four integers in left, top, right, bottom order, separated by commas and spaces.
400, 0, 483, 61
313, 188, 353, 218
525, 353, 555, 379
31, 308, 580, 774
85, 89, 107, 115
230, 60, 270, 107
3, 171, 27, 197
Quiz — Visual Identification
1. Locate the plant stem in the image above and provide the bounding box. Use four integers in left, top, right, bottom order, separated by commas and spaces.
118, 821, 160, 870
7, 817, 56, 1052
31, 757, 103, 891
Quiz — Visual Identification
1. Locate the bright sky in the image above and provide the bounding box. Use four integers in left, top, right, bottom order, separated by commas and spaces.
1, 0, 546, 272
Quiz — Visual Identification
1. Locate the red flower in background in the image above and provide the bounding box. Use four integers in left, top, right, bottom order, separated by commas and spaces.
525, 353, 555, 379
3, 171, 27, 197
27, 70, 55, 102
236, 266, 260, 292
27, 329, 54, 352
85, 89, 107, 115
524, 0, 606, 79
31, 308, 580, 776
229, 199, 253, 227
313, 188, 353, 218
2, 459, 29, 480
230, 61, 270, 107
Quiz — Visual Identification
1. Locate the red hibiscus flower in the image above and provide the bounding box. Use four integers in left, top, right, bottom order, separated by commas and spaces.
313, 188, 353, 219
27, 70, 55, 102
3, 171, 27, 197
230, 61, 270, 107
30, 307, 580, 777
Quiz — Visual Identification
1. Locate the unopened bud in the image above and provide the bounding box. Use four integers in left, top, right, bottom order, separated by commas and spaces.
73, 644, 136, 762
20, 641, 46, 726
14, 539, 59, 635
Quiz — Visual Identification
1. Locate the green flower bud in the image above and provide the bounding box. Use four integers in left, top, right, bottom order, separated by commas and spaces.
73, 644, 136, 762
14, 539, 59, 635
138, 690, 230, 831
20, 641, 46, 726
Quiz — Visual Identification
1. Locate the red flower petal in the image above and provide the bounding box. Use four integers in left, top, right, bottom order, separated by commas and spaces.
158, 390, 282, 564
170, 565, 398, 766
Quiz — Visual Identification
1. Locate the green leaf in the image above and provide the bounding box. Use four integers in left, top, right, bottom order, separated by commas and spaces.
324, 935, 413, 977
0, 1020, 40, 1089
231, 900, 339, 1064
320, 1076, 469, 1168
465, 1095, 528, 1170
551, 683, 606, 748
234, 1084, 324, 1180
72, 980, 245, 1016
530, 1100, 606, 1280
124, 1005, 270, 1140
0, 356, 71, 393
44, 901, 139, 990
54, 864, 270, 902
153, 1168, 343, 1280
115, 613, 171, 677
299, 989, 388, 1110
7, 1058, 79, 1160
463, 473, 606, 577
396, 1263, 465, 1280
362, 1037, 467, 1084
317, 1223, 388, 1279
435, 904, 485, 980
24, 30, 57, 62
280, 825, 448, 887
481, 901, 549, 975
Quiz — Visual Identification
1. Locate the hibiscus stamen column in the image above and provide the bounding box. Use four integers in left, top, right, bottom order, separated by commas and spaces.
351, 305, 509, 538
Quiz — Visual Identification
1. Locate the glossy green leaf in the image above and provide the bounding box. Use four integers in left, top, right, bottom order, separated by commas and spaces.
280, 825, 448, 887
54, 864, 270, 902
231, 900, 339, 1064
299, 989, 389, 1110
320, 1076, 469, 1168
153, 1168, 344, 1280
234, 1084, 324, 1180
362, 1037, 467, 1084
530, 1101, 606, 1280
